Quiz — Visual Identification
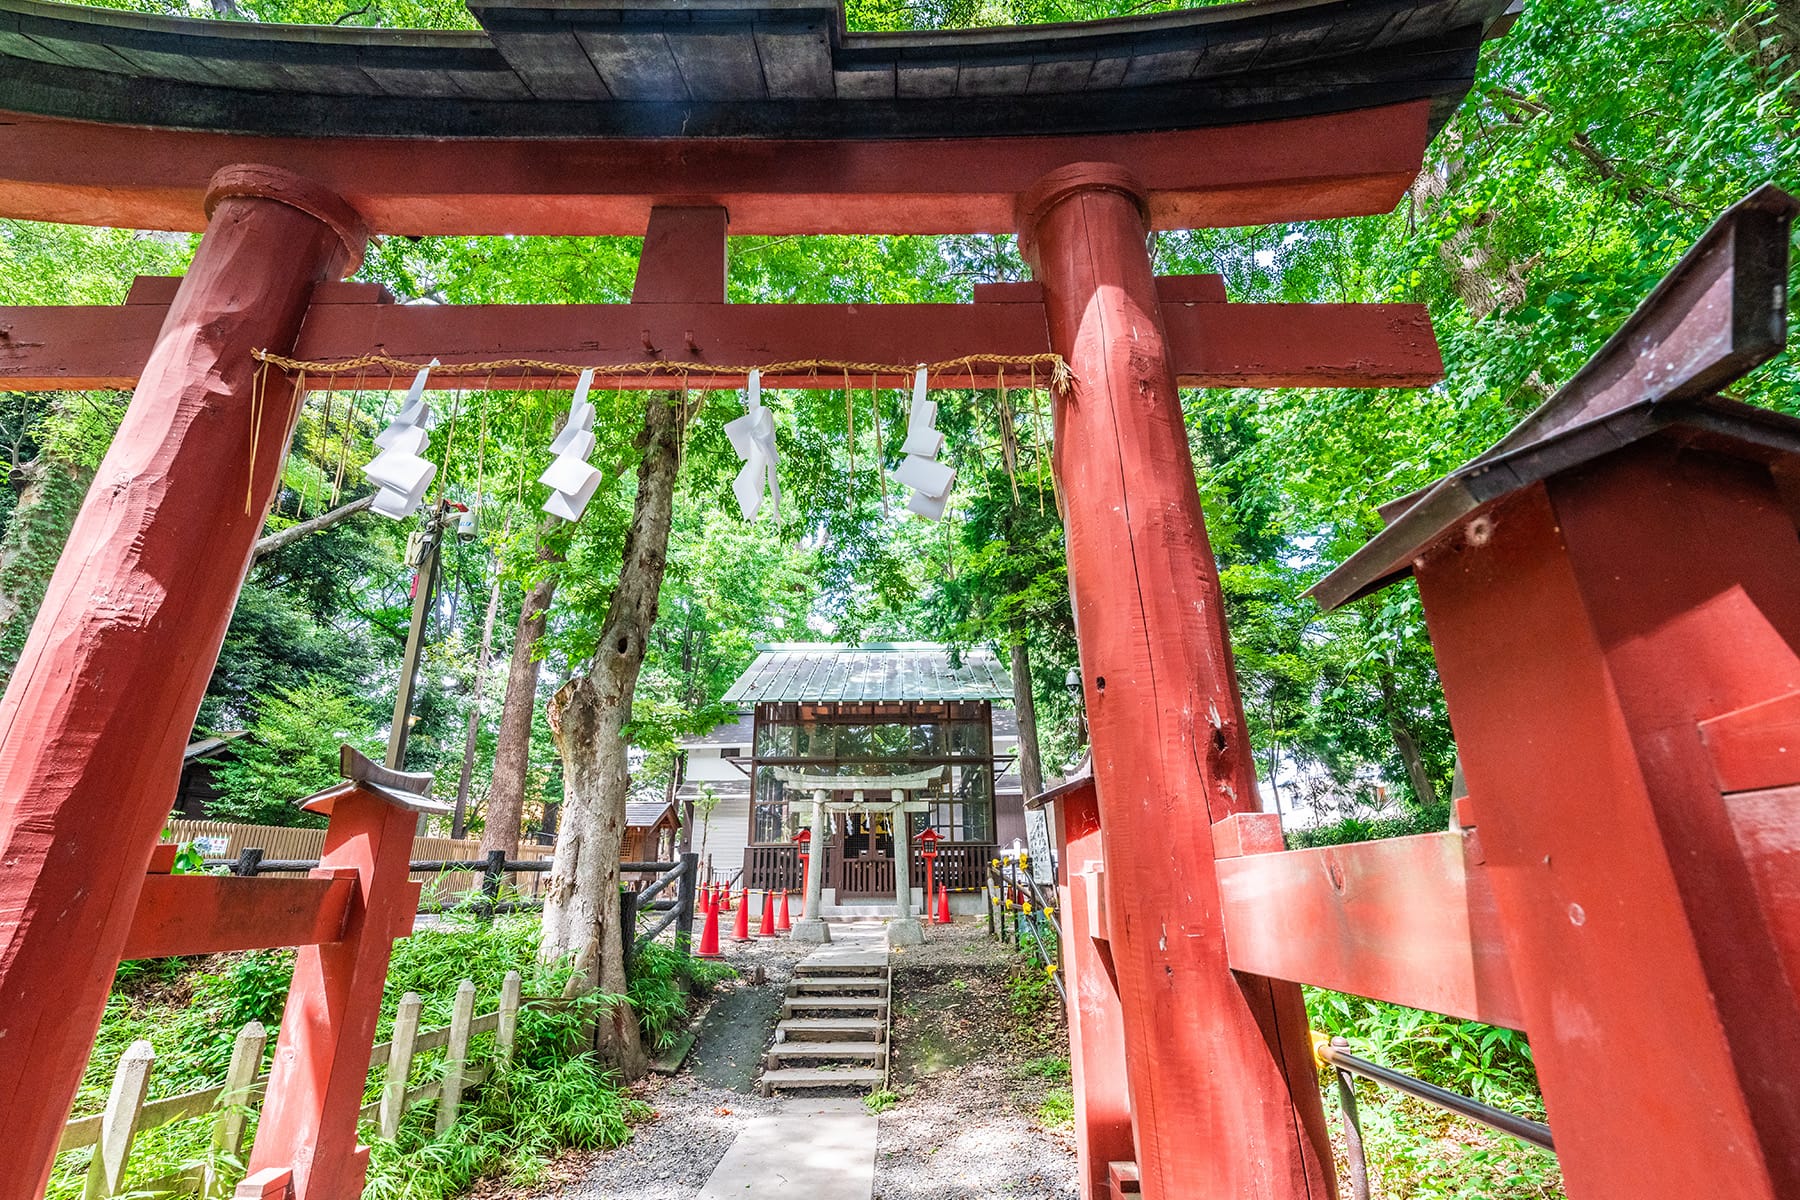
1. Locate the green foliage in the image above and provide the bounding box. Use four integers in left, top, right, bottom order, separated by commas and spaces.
1035, 1086, 1074, 1128
52, 916, 651, 1200
1307, 990, 1541, 1116
208, 681, 381, 826
1288, 807, 1451, 850
1018, 1054, 1070, 1081
627, 937, 737, 1052
863, 1089, 900, 1114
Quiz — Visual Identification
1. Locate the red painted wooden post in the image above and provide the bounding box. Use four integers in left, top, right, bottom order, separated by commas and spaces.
1416, 443, 1800, 1200
1048, 777, 1134, 1200
249, 751, 441, 1200
1017, 163, 1334, 1199
0, 164, 366, 1196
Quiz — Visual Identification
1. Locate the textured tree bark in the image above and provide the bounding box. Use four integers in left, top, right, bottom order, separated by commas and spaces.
249, 491, 372, 561
483, 539, 560, 857
1018, 162, 1334, 1200
453, 567, 506, 840
539, 391, 683, 1076
0, 164, 365, 1196
1379, 668, 1439, 810
1009, 632, 1046, 800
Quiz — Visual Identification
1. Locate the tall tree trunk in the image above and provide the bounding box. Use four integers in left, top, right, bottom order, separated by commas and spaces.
1008, 631, 1046, 800
1378, 669, 1439, 810
0, 454, 94, 685
1009, 633, 1056, 879
539, 393, 684, 1077
453, 566, 506, 839
483, 538, 561, 857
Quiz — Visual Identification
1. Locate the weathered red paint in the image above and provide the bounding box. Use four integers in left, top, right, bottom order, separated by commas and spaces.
1050, 778, 1134, 1200
0, 291, 1442, 392
0, 164, 365, 1196
1700, 691, 1800, 793
251, 783, 423, 1200
632, 206, 729, 305
123, 874, 356, 960
1214, 829, 1523, 1029
1418, 441, 1800, 1200
1019, 163, 1333, 1200
0, 103, 1431, 237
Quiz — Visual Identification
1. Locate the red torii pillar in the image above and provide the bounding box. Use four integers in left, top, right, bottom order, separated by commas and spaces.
1017, 163, 1334, 1198
0, 165, 366, 1194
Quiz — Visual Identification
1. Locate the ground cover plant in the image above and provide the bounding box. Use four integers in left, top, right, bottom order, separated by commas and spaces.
48, 915, 726, 1200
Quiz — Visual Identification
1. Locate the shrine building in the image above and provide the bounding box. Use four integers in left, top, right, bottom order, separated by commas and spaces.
678, 644, 1021, 911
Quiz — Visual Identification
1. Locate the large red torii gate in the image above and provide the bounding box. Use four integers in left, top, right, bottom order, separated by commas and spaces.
0, 0, 1517, 1196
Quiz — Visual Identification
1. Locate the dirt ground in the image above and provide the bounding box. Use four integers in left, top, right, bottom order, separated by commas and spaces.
874, 920, 1078, 1200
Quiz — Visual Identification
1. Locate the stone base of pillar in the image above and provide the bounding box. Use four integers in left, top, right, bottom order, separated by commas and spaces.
791, 917, 832, 944
886, 919, 925, 948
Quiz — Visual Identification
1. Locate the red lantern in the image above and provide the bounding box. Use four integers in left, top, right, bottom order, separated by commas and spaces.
915, 826, 942, 919
793, 827, 812, 900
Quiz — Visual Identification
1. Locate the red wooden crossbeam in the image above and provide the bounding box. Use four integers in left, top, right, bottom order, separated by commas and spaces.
121, 871, 357, 960
0, 276, 1442, 392
1214, 824, 1525, 1030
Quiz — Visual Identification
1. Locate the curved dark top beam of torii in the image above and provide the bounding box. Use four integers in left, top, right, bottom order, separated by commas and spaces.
0, 0, 1517, 235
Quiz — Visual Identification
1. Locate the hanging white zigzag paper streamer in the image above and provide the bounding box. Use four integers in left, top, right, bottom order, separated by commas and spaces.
891, 367, 954, 519
364, 359, 441, 519
724, 369, 780, 521
539, 367, 602, 521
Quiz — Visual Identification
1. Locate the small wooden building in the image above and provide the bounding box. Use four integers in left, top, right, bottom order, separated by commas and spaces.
679, 643, 1018, 907
622, 799, 678, 864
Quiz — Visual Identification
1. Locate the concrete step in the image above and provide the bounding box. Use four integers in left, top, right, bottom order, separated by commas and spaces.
767, 1041, 888, 1068
776, 1016, 884, 1042
790, 976, 887, 994
793, 954, 887, 976
782, 996, 888, 1014
758, 1066, 886, 1095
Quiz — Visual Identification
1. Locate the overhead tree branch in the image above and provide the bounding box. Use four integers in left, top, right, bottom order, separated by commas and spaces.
250, 493, 374, 561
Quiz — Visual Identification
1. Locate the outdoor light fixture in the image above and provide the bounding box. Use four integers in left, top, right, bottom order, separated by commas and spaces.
1065, 667, 1082, 698
893, 367, 955, 519
725, 368, 780, 521
540, 368, 602, 521
365, 360, 440, 519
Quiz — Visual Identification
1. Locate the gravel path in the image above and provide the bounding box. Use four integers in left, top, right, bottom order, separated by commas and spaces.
528, 934, 808, 1200
523, 921, 1074, 1200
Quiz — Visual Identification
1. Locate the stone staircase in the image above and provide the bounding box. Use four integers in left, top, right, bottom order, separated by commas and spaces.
758, 940, 891, 1095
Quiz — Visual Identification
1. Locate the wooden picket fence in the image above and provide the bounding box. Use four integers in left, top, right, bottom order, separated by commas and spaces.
60, 970, 525, 1199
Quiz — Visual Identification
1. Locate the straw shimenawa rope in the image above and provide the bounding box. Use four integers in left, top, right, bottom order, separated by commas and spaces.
253, 351, 1075, 395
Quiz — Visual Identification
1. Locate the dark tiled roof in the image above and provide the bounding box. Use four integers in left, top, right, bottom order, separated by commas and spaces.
0, 0, 1515, 139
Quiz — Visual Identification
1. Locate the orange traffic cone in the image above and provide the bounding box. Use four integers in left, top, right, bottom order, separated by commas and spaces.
733, 887, 752, 942
757, 888, 777, 938
696, 888, 722, 958
721, 885, 733, 912
936, 882, 951, 925
776, 889, 792, 933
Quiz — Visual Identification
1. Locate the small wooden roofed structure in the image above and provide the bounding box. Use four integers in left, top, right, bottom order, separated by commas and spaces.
722, 642, 1013, 705
623, 798, 679, 863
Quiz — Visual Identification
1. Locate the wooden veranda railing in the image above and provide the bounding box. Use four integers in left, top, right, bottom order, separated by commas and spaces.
743, 841, 996, 896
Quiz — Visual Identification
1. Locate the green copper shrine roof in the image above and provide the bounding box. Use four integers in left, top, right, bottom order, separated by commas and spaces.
723, 643, 1014, 704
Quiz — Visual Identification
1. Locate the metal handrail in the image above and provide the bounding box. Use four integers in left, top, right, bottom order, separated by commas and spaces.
1316, 1038, 1553, 1151
988, 859, 1068, 1007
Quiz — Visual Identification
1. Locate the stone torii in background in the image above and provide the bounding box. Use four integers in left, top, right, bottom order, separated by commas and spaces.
774, 767, 944, 947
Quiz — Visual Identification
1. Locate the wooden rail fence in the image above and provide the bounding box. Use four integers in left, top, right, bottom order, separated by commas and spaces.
61, 970, 525, 1199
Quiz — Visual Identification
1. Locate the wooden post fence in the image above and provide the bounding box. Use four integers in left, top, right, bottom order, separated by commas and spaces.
58, 971, 525, 1199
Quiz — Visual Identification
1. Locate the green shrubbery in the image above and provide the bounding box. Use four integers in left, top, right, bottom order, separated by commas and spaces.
52, 915, 725, 1200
